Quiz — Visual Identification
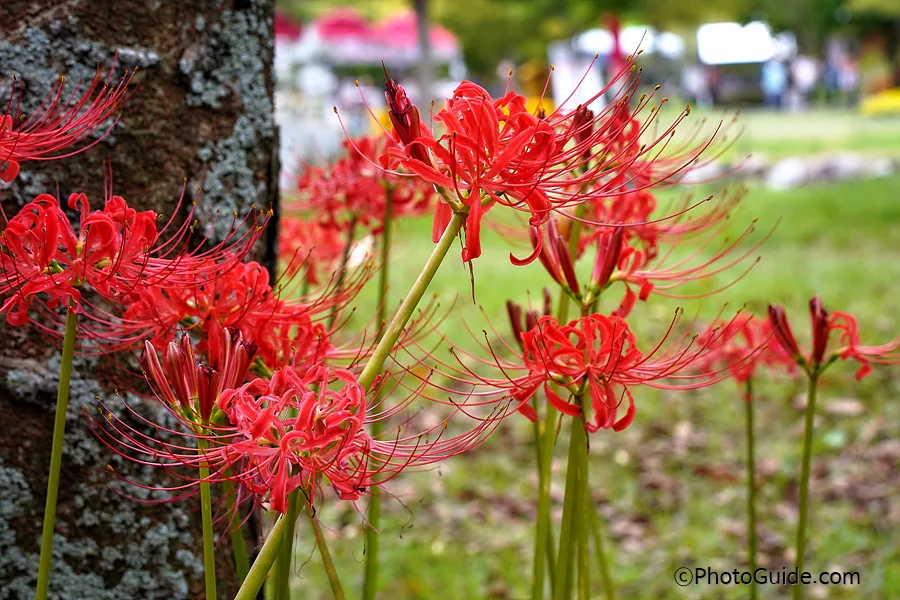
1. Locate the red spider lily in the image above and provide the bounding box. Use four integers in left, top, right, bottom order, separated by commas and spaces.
0, 193, 159, 323
286, 136, 433, 247
386, 79, 555, 262
140, 328, 258, 423
768, 296, 900, 380
402, 307, 749, 433
0, 190, 270, 348
1, 66, 132, 182
694, 314, 796, 392
278, 217, 347, 284
121, 260, 348, 370
524, 190, 762, 317
377, 58, 734, 265
88, 362, 514, 514
121, 248, 443, 376
215, 366, 371, 510
290, 160, 380, 232
342, 135, 434, 222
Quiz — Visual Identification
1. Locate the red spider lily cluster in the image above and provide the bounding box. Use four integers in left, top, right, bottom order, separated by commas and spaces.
1, 66, 133, 182
0, 71, 502, 518
0, 65, 496, 518
90, 328, 510, 514
404, 304, 750, 433
695, 314, 796, 389
0, 53, 777, 554
368, 60, 762, 434
280, 136, 433, 283
377, 57, 735, 265
9, 48, 900, 600
0, 188, 270, 350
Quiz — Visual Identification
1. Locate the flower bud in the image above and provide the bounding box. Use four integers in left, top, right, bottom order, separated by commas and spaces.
809, 296, 829, 367
767, 304, 802, 361
590, 228, 624, 291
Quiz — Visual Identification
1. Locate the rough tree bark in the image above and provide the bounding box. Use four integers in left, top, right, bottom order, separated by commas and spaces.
0, 1, 277, 598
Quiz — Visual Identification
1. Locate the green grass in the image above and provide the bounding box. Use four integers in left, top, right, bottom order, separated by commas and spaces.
286, 171, 900, 598
670, 107, 900, 162
729, 109, 900, 160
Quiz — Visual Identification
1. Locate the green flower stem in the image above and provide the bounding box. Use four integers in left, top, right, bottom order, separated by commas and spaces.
588, 491, 615, 600
363, 187, 394, 600
745, 379, 758, 600
34, 306, 78, 600
274, 492, 301, 600
793, 374, 819, 600
222, 476, 250, 584
197, 435, 218, 600
309, 510, 346, 600
235, 515, 287, 600
554, 415, 588, 600
374, 188, 394, 339
326, 214, 359, 330
531, 403, 557, 596
576, 460, 590, 600
533, 406, 560, 600
534, 210, 586, 600
357, 211, 465, 390
531, 212, 585, 600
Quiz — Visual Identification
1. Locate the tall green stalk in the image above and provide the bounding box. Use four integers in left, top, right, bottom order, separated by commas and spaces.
357, 211, 465, 390
588, 494, 615, 600
792, 374, 819, 600
326, 215, 359, 331
235, 515, 287, 600
576, 461, 590, 600
532, 406, 557, 595
744, 379, 758, 600
34, 306, 78, 600
532, 213, 584, 600
222, 477, 250, 584
274, 492, 301, 600
363, 188, 394, 600
553, 415, 588, 600
309, 511, 346, 600
197, 435, 218, 600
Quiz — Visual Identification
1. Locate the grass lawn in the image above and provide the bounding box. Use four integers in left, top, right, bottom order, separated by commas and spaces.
727, 109, 900, 160
284, 171, 900, 598
646, 107, 900, 162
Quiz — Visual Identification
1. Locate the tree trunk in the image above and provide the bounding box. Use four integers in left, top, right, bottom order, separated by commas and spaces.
413, 0, 434, 105
0, 1, 276, 598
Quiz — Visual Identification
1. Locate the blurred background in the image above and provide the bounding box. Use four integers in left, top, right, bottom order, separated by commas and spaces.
275, 2, 900, 598
273, 0, 900, 177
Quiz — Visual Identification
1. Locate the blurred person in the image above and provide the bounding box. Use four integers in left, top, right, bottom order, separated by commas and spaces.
839, 55, 860, 105
761, 59, 788, 109
682, 63, 713, 109
706, 65, 722, 105
790, 55, 818, 110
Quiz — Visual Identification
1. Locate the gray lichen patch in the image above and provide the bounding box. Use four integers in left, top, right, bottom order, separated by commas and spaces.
0, 353, 201, 599
183, 0, 276, 242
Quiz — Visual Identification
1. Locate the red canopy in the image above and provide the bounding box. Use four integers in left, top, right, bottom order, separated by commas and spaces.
372, 11, 458, 52
274, 10, 303, 40
315, 7, 372, 41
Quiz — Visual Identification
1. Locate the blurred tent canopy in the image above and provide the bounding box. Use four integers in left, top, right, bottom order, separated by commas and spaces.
276, 6, 459, 68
